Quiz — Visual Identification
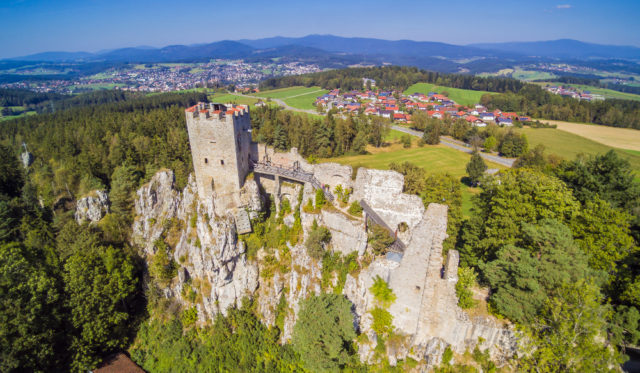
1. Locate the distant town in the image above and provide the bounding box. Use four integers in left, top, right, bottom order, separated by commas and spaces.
0, 60, 321, 94
542, 84, 604, 101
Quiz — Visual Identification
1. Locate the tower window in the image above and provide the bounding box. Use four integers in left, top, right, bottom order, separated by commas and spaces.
220, 159, 224, 165
204, 158, 208, 164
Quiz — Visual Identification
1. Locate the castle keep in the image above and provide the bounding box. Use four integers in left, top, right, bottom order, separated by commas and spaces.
185, 103, 253, 214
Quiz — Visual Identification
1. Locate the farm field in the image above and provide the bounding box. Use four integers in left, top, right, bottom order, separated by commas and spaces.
516, 127, 640, 174
537, 119, 640, 151
403, 83, 494, 107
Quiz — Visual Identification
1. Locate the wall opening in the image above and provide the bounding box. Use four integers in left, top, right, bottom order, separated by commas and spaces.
220, 159, 224, 165
204, 158, 208, 164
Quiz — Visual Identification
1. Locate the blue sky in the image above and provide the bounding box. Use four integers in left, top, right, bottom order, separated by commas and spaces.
0, 0, 639, 58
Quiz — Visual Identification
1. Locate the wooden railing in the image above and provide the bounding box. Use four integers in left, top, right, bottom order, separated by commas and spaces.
251, 161, 334, 202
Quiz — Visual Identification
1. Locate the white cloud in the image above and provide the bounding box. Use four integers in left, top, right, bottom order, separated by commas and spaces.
556, 4, 572, 9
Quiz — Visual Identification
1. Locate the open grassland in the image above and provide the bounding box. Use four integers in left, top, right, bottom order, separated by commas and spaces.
510, 69, 557, 81
208, 93, 260, 106
256, 86, 324, 99
403, 83, 494, 107
516, 127, 640, 174
326, 135, 504, 216
283, 90, 328, 110
537, 119, 640, 151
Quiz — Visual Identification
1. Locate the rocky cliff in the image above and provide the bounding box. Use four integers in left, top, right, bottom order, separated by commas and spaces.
129, 150, 516, 368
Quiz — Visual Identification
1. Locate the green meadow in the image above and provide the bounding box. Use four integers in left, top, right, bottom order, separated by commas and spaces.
403, 83, 495, 107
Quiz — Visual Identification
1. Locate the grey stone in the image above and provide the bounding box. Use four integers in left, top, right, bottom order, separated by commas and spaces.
75, 190, 109, 224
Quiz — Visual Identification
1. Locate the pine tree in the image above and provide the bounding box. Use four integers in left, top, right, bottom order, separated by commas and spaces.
466, 151, 487, 186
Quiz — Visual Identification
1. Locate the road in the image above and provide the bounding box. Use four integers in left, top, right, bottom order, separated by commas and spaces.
391, 125, 515, 167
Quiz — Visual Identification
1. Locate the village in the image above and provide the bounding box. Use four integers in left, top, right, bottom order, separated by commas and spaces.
314, 83, 531, 126
542, 84, 605, 101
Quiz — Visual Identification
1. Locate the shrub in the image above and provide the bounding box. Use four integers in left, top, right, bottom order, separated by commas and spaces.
401, 134, 412, 148
370, 276, 396, 308
315, 188, 326, 209
348, 201, 363, 216
305, 220, 331, 260
371, 307, 393, 337
181, 307, 198, 327
367, 223, 395, 255
455, 266, 477, 309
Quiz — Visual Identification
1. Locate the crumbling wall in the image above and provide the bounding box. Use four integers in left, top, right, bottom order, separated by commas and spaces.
352, 168, 425, 231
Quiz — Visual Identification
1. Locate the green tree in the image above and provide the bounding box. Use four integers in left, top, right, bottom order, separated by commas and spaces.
292, 294, 357, 372
459, 168, 579, 267
0, 144, 23, 198
483, 219, 595, 324
64, 245, 138, 371
466, 151, 487, 186
109, 164, 138, 218
483, 136, 497, 152
569, 197, 637, 272
411, 110, 428, 131
518, 280, 624, 373
423, 118, 442, 145
499, 131, 528, 157
0, 242, 64, 372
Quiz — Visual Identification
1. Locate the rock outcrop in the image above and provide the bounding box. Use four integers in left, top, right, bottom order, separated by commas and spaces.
132, 170, 259, 319
75, 190, 109, 223
131, 154, 516, 367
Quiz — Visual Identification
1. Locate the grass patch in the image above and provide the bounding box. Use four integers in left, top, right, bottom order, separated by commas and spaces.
208, 93, 260, 106
256, 86, 324, 99
516, 127, 640, 174
283, 89, 329, 110
403, 82, 496, 107
326, 142, 503, 217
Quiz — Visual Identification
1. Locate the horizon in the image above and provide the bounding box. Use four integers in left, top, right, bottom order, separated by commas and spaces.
6, 34, 640, 59
1, 0, 639, 59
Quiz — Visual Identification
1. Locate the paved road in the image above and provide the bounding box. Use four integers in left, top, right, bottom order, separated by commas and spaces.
391, 125, 515, 167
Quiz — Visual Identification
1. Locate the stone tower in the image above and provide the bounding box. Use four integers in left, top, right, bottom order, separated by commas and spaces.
185, 102, 252, 214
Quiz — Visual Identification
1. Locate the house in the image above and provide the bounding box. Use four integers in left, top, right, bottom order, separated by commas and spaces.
379, 109, 393, 118
394, 113, 408, 122
518, 116, 531, 122
497, 117, 513, 126
479, 112, 495, 121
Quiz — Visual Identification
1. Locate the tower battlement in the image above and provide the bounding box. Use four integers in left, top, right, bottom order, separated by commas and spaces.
185, 102, 250, 121
185, 102, 253, 215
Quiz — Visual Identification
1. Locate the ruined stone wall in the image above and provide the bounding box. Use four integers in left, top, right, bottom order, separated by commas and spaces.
352, 168, 425, 232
